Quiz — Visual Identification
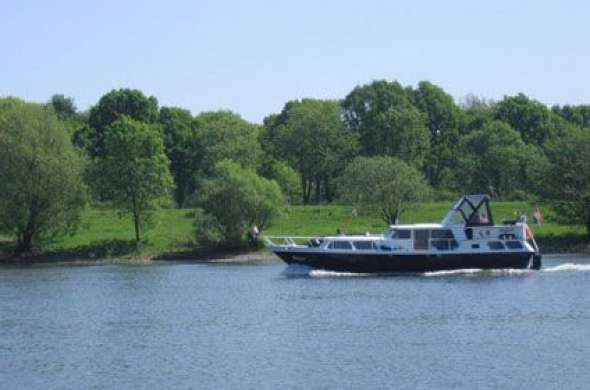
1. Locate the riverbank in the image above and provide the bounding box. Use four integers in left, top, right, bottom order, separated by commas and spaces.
1, 202, 588, 264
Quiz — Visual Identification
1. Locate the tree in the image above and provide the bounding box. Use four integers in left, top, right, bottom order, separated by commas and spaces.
85, 88, 159, 156
159, 106, 198, 207
0, 98, 86, 254
195, 160, 284, 247
458, 97, 495, 135
336, 156, 430, 225
544, 130, 590, 237
193, 111, 262, 176
260, 160, 302, 205
262, 99, 358, 204
494, 93, 557, 147
89, 117, 173, 246
49, 94, 77, 120
411, 81, 461, 185
373, 105, 430, 167
551, 104, 590, 129
342, 80, 430, 169
342, 80, 413, 156
453, 120, 546, 198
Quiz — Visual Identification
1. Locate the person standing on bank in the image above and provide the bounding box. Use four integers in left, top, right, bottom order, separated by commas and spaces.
249, 224, 259, 247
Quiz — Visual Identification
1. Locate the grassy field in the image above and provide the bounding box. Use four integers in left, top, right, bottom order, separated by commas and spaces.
267, 202, 586, 238
1, 202, 588, 260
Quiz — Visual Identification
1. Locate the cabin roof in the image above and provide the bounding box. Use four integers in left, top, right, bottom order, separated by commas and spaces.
387, 223, 443, 229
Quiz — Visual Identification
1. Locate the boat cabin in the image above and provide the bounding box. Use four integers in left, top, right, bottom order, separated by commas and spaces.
317, 195, 535, 253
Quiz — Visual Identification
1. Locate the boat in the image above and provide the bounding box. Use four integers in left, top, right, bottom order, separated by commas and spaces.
264, 195, 542, 273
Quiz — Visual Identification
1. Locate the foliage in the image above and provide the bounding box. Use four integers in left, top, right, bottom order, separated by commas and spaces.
195, 160, 284, 247
453, 120, 547, 198
260, 160, 302, 205
85, 89, 159, 156
193, 111, 262, 176
262, 99, 358, 204
336, 156, 430, 224
159, 106, 198, 207
494, 93, 558, 147
410, 81, 461, 185
342, 80, 413, 156
552, 104, 590, 129
49, 94, 77, 120
0, 98, 86, 254
544, 130, 590, 236
342, 80, 430, 170
89, 117, 173, 245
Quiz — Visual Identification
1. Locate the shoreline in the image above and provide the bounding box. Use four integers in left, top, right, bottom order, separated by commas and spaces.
0, 247, 282, 266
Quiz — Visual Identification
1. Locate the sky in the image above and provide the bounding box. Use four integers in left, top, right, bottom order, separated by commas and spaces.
1, 0, 589, 123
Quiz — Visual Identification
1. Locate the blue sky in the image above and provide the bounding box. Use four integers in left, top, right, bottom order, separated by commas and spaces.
1, 0, 589, 122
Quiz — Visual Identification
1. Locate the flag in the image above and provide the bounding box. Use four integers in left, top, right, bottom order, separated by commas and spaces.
533, 206, 543, 226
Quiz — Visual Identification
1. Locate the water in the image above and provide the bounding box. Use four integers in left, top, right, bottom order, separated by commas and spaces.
1, 255, 590, 389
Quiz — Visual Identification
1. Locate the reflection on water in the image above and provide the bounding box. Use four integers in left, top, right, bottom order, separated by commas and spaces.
1, 255, 590, 389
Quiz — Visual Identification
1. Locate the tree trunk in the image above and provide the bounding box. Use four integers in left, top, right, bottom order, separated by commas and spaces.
15, 206, 38, 255
133, 213, 141, 246
132, 197, 141, 249
301, 176, 308, 205
314, 177, 321, 204
324, 176, 333, 202
16, 232, 33, 255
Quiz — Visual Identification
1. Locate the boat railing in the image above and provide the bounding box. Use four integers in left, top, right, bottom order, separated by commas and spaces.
263, 236, 319, 248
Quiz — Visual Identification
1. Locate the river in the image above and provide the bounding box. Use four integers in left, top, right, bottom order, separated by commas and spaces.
1, 254, 590, 389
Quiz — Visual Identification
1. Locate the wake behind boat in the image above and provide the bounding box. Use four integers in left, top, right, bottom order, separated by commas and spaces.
264, 195, 542, 273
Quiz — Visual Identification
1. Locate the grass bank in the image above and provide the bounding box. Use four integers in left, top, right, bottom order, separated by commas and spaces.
1, 202, 588, 262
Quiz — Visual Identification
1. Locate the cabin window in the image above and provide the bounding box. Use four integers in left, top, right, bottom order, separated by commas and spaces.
431, 229, 454, 239
432, 240, 449, 250
431, 239, 459, 250
391, 229, 411, 239
505, 241, 523, 249
487, 241, 505, 250
353, 241, 376, 250
333, 241, 353, 250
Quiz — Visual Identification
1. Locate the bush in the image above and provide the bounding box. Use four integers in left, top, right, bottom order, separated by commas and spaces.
195, 160, 285, 247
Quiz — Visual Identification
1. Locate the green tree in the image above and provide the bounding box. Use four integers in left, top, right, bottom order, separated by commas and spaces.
494, 93, 558, 146
85, 88, 159, 156
342, 80, 413, 156
342, 80, 430, 168
544, 130, 590, 236
159, 106, 198, 207
262, 99, 358, 204
411, 81, 461, 185
193, 111, 262, 176
49, 94, 77, 121
89, 117, 173, 246
336, 156, 430, 225
195, 160, 284, 247
551, 104, 590, 129
261, 160, 302, 205
0, 98, 86, 254
454, 120, 545, 198
375, 105, 430, 167
458, 96, 495, 135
